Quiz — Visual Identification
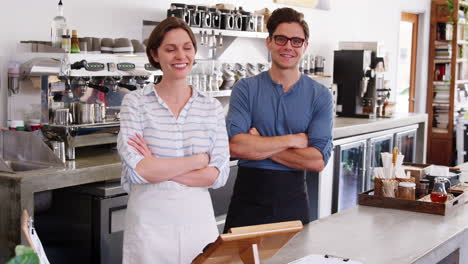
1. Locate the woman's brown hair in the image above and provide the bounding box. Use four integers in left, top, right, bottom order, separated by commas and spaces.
146, 16, 197, 69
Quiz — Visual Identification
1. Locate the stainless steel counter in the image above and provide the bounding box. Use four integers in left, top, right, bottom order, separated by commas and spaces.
0, 146, 121, 261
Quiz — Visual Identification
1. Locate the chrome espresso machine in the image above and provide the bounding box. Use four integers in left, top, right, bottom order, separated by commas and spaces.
18, 54, 162, 159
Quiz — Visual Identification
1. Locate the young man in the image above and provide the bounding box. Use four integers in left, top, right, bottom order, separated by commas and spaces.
224, 7, 333, 231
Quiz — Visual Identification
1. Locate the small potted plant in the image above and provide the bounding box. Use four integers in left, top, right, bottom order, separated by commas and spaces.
6, 246, 39, 264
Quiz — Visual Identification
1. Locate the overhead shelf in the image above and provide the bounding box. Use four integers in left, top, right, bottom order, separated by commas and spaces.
308, 74, 332, 79
433, 81, 451, 85
432, 127, 449, 134
191, 27, 268, 39
201, 90, 232, 97
143, 20, 268, 39
434, 58, 452, 63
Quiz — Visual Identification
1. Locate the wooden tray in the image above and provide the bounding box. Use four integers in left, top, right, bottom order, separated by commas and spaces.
358, 190, 466, 215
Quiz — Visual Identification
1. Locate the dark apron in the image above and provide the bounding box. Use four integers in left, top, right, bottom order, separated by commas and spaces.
223, 166, 310, 233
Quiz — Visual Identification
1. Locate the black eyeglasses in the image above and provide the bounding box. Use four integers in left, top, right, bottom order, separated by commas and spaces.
272, 35, 305, 48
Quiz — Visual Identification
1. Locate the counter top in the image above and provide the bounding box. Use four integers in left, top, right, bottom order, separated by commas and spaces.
0, 146, 122, 192
268, 203, 468, 264
267, 166, 468, 264
0, 113, 428, 187
333, 112, 427, 139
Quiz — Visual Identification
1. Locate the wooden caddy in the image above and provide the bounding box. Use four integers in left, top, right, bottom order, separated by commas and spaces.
192, 220, 303, 264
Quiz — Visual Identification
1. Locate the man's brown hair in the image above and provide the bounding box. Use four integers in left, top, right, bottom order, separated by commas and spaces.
266, 7, 309, 41
146, 17, 197, 69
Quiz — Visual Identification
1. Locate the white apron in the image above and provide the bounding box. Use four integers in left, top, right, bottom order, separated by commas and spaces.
122, 182, 219, 264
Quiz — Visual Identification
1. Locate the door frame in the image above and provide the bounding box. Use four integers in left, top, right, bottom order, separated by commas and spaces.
401, 12, 419, 112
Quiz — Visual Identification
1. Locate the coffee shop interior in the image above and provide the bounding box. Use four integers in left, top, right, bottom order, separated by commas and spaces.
4, 0, 468, 263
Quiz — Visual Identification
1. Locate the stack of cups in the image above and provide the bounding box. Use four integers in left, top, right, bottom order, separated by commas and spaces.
28, 119, 42, 131
8, 120, 25, 131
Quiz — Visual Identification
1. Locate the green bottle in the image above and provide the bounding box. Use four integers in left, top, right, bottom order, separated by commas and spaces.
71, 29, 80, 53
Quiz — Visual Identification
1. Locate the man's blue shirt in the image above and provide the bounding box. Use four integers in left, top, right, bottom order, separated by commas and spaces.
226, 71, 334, 171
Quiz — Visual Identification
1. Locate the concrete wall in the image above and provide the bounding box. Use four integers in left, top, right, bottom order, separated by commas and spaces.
0, 0, 431, 126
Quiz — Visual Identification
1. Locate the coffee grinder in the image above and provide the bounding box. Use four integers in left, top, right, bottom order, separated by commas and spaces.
333, 49, 386, 118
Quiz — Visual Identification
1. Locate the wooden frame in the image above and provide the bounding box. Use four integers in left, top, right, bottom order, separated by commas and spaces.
192, 221, 303, 264
425, 0, 467, 165
401, 12, 419, 112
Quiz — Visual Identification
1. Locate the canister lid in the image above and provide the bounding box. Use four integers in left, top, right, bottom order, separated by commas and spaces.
399, 182, 416, 188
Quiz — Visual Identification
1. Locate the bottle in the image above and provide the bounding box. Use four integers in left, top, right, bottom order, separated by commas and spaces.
61, 29, 71, 53
430, 177, 450, 203
51, 0, 67, 48
71, 30, 80, 53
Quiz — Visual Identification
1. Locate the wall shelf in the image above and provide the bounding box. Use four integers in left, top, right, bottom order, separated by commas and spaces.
434, 58, 452, 63
201, 90, 232, 97
191, 28, 268, 39
426, 0, 468, 165
143, 20, 268, 39
308, 74, 332, 79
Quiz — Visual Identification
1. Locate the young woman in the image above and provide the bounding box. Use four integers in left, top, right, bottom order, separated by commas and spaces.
117, 17, 230, 263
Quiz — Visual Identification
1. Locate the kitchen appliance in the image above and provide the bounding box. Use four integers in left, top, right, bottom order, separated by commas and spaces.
17, 53, 161, 159
395, 128, 417, 163
34, 180, 128, 264
333, 49, 386, 118
334, 42, 389, 118
332, 140, 367, 213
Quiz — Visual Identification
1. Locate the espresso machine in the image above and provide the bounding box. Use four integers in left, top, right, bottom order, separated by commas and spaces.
333, 49, 387, 118
18, 53, 161, 159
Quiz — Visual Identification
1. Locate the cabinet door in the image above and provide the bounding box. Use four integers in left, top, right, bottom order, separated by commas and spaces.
395, 129, 417, 163
367, 135, 393, 190
332, 140, 366, 213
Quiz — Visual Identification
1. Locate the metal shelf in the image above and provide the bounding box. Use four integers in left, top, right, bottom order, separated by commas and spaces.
308, 74, 332, 79
191, 28, 268, 39
201, 90, 232, 97
143, 20, 268, 39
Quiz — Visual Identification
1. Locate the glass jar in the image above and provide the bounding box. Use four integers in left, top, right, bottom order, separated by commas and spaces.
397, 182, 416, 200
416, 179, 429, 199
256, 15, 264, 32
